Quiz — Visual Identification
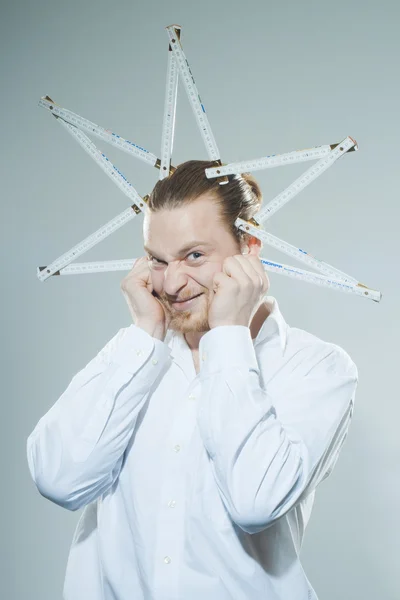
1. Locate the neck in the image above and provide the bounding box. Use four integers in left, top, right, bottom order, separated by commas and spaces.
184, 300, 271, 352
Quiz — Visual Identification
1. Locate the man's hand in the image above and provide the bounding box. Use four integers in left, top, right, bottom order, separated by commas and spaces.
120, 257, 171, 341
208, 248, 269, 330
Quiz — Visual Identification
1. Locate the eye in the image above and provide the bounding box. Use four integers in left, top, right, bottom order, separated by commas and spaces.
147, 252, 204, 265
187, 251, 203, 261
147, 254, 164, 265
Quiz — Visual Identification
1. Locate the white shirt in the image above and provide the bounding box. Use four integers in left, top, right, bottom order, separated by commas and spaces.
27, 296, 358, 600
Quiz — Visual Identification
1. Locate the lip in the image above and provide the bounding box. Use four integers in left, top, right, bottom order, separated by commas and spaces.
171, 293, 203, 310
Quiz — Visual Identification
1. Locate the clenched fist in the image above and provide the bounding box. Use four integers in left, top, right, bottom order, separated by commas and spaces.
208, 251, 269, 330
120, 257, 171, 341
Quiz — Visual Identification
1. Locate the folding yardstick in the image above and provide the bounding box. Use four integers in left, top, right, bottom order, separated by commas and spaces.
37, 24, 381, 303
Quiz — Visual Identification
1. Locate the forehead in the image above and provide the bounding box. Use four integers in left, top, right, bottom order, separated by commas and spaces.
143, 194, 224, 251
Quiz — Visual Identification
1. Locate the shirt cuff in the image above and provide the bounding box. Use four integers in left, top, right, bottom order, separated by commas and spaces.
198, 325, 259, 376
111, 324, 172, 374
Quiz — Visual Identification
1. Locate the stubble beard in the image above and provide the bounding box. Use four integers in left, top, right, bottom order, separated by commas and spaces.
157, 291, 211, 334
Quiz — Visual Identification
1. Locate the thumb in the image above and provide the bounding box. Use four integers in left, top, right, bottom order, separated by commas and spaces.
212, 271, 225, 292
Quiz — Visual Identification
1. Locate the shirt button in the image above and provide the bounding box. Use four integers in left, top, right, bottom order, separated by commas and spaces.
136, 349, 143, 356
173, 444, 181, 452
164, 556, 171, 564
151, 358, 158, 365
188, 393, 196, 400
168, 499, 176, 508
202, 352, 207, 361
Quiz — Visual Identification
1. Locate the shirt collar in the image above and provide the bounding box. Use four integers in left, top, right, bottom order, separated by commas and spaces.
166, 295, 288, 359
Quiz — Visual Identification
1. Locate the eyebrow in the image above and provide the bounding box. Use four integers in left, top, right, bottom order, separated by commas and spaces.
144, 240, 214, 259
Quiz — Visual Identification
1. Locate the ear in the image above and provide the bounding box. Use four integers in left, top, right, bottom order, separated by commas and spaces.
242, 235, 262, 256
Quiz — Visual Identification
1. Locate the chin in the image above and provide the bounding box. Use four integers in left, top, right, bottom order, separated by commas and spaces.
159, 292, 211, 334
168, 310, 210, 334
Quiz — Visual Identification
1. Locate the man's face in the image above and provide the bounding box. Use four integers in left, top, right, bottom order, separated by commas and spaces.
142, 193, 243, 334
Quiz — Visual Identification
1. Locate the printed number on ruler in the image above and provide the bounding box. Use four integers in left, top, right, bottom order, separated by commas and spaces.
165, 25, 220, 162
39, 96, 158, 167
255, 136, 356, 223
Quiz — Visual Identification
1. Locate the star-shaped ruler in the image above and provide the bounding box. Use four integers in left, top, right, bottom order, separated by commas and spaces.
37, 24, 381, 303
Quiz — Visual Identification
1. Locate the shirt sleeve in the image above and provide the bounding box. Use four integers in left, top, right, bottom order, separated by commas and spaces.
26, 324, 172, 511
195, 325, 358, 534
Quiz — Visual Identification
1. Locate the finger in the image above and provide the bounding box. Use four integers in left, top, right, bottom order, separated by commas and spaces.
212, 271, 236, 292
230, 255, 265, 290
124, 256, 147, 277
238, 255, 269, 292
222, 256, 253, 287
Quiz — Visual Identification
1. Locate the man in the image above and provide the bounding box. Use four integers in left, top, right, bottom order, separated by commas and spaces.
27, 160, 358, 600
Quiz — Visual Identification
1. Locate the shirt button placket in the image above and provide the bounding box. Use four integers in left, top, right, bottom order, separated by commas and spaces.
160, 444, 182, 570
156, 391, 197, 594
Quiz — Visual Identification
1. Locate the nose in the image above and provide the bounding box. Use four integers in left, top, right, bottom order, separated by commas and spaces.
162, 261, 190, 297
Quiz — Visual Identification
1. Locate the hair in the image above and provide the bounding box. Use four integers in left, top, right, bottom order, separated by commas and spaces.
146, 160, 263, 247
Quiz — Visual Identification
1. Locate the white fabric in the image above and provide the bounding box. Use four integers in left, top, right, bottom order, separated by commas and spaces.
27, 296, 358, 600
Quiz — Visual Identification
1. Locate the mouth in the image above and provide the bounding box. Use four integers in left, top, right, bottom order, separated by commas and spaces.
171, 293, 204, 310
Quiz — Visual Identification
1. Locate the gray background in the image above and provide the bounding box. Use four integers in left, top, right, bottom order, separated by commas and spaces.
2, 0, 399, 598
